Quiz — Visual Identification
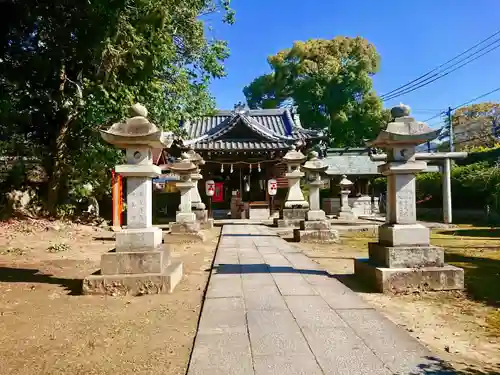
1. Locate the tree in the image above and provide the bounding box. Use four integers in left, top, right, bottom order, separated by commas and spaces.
0, 0, 234, 215
243, 37, 390, 146
452, 102, 499, 150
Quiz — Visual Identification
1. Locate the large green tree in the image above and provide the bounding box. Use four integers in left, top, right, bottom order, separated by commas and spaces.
452, 102, 499, 150
243, 37, 390, 146
0, 0, 234, 214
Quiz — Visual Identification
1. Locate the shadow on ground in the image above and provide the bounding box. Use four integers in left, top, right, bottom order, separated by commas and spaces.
445, 253, 500, 308
437, 228, 500, 238
408, 356, 500, 374
0, 267, 82, 295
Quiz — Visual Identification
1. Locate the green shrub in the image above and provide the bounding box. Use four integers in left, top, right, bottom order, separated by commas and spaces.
372, 162, 500, 211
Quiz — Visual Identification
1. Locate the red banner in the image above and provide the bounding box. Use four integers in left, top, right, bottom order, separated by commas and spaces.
213, 182, 224, 203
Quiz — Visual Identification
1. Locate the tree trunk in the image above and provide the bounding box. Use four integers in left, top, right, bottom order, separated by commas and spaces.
47, 120, 70, 216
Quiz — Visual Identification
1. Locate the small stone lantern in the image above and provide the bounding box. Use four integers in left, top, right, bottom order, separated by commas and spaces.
169, 153, 198, 225
354, 104, 464, 293
302, 151, 328, 221
185, 146, 209, 223
276, 144, 309, 228
83, 104, 183, 296
338, 175, 355, 220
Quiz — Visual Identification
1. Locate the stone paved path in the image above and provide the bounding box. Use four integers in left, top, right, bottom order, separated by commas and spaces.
187, 225, 454, 375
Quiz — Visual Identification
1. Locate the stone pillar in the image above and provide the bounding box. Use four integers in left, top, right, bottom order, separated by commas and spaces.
83, 103, 183, 296
338, 175, 355, 220
276, 145, 309, 228
355, 104, 464, 293
442, 158, 452, 224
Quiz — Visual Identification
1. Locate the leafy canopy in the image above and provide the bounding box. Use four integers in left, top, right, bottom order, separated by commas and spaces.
243, 37, 390, 146
0, 0, 234, 212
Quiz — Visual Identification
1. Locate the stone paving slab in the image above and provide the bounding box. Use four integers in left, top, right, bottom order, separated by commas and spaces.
187, 224, 455, 375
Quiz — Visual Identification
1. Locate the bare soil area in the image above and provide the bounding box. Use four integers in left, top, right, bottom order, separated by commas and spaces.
0, 219, 219, 375
294, 227, 500, 374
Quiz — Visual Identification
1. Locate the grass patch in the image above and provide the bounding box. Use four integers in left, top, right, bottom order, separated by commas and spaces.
340, 226, 500, 333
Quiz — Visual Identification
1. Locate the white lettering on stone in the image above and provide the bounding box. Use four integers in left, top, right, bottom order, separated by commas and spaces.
396, 190, 414, 221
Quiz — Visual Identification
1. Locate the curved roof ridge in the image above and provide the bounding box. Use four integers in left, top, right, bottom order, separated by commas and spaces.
240, 114, 294, 142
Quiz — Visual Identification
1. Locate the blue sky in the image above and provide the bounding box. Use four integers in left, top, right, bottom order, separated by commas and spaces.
208, 0, 500, 129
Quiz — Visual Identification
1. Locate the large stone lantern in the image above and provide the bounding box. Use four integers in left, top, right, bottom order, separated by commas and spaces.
355, 104, 464, 293
83, 104, 183, 296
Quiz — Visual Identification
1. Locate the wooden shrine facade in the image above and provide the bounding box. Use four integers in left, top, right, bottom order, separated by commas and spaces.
158, 108, 325, 218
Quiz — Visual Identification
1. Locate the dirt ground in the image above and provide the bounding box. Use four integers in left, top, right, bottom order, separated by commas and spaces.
0, 219, 220, 375
294, 227, 500, 374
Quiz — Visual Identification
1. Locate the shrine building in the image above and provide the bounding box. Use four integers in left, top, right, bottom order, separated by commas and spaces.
154, 107, 325, 219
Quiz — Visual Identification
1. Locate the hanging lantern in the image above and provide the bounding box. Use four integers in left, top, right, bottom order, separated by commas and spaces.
230, 164, 234, 174
220, 163, 224, 173
257, 163, 261, 173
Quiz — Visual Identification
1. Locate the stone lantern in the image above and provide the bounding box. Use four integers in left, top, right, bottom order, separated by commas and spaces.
355, 104, 464, 293
302, 151, 328, 221
169, 153, 199, 231
184, 146, 209, 224
293, 151, 339, 243
276, 144, 309, 228
83, 103, 183, 296
338, 175, 355, 220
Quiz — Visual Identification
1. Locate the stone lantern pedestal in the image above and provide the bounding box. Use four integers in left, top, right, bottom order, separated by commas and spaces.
293, 152, 339, 243
169, 153, 204, 240
338, 175, 356, 221
355, 105, 464, 293
276, 145, 309, 228
83, 104, 183, 296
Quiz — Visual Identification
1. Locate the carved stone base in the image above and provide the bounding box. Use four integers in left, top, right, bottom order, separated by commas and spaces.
293, 228, 339, 243
354, 258, 464, 293
193, 209, 208, 223
83, 261, 183, 296
368, 242, 444, 268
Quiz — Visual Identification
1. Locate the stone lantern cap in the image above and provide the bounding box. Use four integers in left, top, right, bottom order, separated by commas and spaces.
302, 151, 328, 173
339, 174, 353, 187
100, 103, 174, 149
169, 152, 197, 174
185, 146, 205, 166
283, 144, 307, 164
367, 104, 441, 148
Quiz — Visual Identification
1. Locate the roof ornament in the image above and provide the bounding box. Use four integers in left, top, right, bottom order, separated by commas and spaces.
233, 101, 249, 115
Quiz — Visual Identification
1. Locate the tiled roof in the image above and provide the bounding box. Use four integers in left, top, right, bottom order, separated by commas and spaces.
323, 148, 441, 176
323, 148, 382, 176
181, 109, 323, 151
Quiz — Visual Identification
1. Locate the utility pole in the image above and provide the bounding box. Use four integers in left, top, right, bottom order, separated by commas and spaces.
447, 106, 454, 152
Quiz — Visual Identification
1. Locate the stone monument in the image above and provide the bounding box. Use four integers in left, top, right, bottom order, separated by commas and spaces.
83, 104, 183, 296
294, 151, 339, 243
338, 175, 356, 220
169, 153, 204, 239
276, 144, 309, 228
355, 104, 464, 293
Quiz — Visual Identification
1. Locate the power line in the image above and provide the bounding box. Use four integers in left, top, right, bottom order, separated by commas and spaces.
422, 86, 500, 123
381, 29, 500, 101
449, 86, 500, 111
382, 40, 500, 101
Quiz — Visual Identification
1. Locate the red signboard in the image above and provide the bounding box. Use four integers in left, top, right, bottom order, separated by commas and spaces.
213, 182, 224, 203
